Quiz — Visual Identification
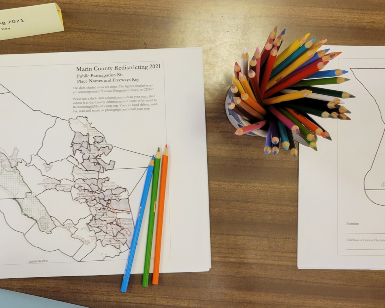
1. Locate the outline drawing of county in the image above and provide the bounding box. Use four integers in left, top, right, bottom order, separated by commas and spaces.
0, 84, 152, 263
354, 69, 385, 206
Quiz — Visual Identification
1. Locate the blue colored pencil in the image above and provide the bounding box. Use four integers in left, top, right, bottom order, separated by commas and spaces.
270, 38, 316, 78
297, 48, 330, 70
121, 155, 155, 293
264, 124, 272, 155
306, 69, 348, 79
277, 119, 289, 150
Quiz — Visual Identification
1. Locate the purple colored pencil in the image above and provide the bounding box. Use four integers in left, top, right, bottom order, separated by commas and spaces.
268, 106, 300, 134
269, 116, 279, 145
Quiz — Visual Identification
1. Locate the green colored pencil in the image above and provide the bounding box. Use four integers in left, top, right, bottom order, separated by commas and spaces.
282, 103, 332, 118
278, 107, 315, 142
288, 85, 355, 98
290, 77, 349, 87
142, 147, 161, 287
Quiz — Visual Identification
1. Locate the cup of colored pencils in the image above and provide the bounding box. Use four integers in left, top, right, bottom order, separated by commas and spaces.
226, 27, 354, 157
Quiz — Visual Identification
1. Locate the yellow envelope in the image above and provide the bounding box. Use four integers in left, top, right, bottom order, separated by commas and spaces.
0, 3, 64, 41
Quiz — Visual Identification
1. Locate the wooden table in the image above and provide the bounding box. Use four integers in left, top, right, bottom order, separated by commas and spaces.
0, 1, 384, 307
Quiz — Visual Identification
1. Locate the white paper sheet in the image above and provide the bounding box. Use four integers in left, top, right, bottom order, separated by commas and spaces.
298, 46, 385, 269
0, 48, 211, 278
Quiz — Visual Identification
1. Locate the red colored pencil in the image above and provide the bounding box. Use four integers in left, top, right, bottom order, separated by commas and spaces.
260, 39, 274, 66
264, 61, 329, 99
259, 45, 278, 95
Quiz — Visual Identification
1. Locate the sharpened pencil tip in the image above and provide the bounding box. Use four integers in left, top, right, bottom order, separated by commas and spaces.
349, 94, 355, 98
243, 47, 247, 54
284, 146, 289, 150
327, 137, 332, 140
281, 29, 286, 35
273, 151, 278, 155
265, 151, 270, 155
325, 48, 330, 53
292, 154, 297, 158
313, 147, 318, 151
343, 70, 349, 74
256, 47, 259, 53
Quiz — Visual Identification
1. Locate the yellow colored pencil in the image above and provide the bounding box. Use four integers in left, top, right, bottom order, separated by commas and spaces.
232, 77, 245, 95
263, 90, 312, 105
273, 33, 310, 69
239, 72, 257, 101
266, 49, 317, 90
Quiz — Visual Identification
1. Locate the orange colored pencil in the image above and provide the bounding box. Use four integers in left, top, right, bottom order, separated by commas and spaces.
152, 145, 169, 285
239, 72, 257, 101
264, 61, 328, 99
285, 107, 323, 135
259, 45, 278, 95
241, 93, 266, 116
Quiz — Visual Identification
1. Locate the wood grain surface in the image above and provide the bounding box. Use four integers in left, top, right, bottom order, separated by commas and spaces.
0, 1, 384, 307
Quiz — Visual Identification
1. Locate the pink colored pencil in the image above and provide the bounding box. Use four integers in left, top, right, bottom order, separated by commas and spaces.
234, 62, 241, 79
235, 120, 267, 135
268, 105, 300, 134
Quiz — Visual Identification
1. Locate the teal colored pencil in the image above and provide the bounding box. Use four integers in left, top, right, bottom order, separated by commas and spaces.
121, 156, 155, 293
142, 148, 161, 287
277, 119, 289, 150
270, 38, 316, 78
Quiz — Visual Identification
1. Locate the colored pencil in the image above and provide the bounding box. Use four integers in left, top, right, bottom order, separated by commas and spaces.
234, 62, 241, 79
260, 45, 278, 94
235, 120, 267, 135
271, 38, 316, 78
272, 140, 280, 155
142, 148, 161, 287
240, 93, 266, 116
329, 106, 350, 114
264, 126, 272, 155
248, 69, 264, 105
269, 116, 279, 145
232, 77, 246, 94
264, 61, 328, 98
278, 107, 315, 141
260, 39, 274, 66
277, 119, 290, 150
273, 33, 310, 68
234, 97, 264, 120
286, 126, 298, 157
239, 72, 257, 101
268, 105, 300, 134
301, 112, 331, 140
249, 57, 257, 72
267, 49, 318, 90
228, 102, 255, 122
241, 48, 249, 75
288, 86, 355, 98
282, 103, 332, 118
297, 48, 329, 70
276, 29, 286, 53
121, 156, 155, 292
285, 107, 323, 136
255, 47, 261, 84
275, 56, 332, 87
263, 90, 312, 105
152, 146, 169, 285
230, 84, 241, 98
306, 69, 349, 79
290, 77, 349, 87
281, 97, 341, 109
309, 39, 327, 51
280, 88, 341, 102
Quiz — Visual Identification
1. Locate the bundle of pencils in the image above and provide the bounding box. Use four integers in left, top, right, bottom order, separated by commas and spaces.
230, 27, 354, 157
